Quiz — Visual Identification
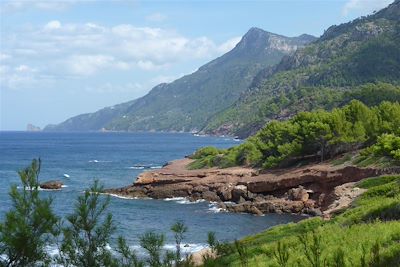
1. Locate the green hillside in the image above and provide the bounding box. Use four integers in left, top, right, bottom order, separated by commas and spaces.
44, 100, 136, 132
203, 0, 400, 138
45, 29, 315, 132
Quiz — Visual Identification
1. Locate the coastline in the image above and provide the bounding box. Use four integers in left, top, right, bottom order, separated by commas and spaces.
105, 158, 398, 217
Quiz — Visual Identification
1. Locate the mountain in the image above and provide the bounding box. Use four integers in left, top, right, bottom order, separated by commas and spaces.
202, 0, 400, 138
44, 28, 316, 132
44, 100, 136, 132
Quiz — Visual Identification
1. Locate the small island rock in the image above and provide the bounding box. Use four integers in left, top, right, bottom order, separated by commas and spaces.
40, 180, 63, 190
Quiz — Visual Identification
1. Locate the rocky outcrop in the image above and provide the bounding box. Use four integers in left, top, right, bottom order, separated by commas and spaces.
40, 180, 63, 190
105, 158, 398, 216
26, 124, 41, 132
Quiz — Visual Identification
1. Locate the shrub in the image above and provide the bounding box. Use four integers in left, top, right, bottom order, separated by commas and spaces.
368, 134, 400, 160
190, 147, 221, 159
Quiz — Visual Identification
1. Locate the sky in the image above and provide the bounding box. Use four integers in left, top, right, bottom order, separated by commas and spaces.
0, 0, 394, 131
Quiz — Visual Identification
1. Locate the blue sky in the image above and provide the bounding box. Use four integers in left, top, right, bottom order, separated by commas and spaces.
0, 0, 394, 130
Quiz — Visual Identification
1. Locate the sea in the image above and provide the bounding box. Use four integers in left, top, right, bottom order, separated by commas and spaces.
0, 131, 303, 255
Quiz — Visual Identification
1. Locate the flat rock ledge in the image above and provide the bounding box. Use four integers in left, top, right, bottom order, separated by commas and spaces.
105, 159, 399, 217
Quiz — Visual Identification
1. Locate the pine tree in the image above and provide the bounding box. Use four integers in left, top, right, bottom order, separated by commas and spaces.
0, 159, 59, 267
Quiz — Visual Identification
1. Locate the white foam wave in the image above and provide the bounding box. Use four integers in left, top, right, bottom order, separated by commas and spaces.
164, 197, 186, 202
129, 164, 164, 170
89, 160, 112, 163
129, 166, 145, 169
208, 202, 225, 213
17, 186, 66, 192
163, 243, 208, 254
150, 166, 163, 169
163, 197, 205, 205
106, 193, 139, 200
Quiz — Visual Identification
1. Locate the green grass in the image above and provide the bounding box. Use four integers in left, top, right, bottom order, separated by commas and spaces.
330, 151, 398, 168
205, 175, 400, 267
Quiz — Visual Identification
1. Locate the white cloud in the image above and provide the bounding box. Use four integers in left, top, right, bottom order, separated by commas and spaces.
44, 20, 62, 31
146, 12, 167, 22
67, 55, 131, 75
85, 82, 145, 94
342, 0, 394, 16
15, 64, 36, 72
151, 74, 185, 84
136, 60, 166, 71
1, 20, 240, 92
0, 53, 11, 61
0, 64, 52, 90
218, 36, 241, 53
0, 0, 74, 13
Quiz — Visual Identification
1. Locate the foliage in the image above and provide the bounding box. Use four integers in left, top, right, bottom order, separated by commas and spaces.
190, 147, 221, 159
0, 159, 59, 267
171, 221, 188, 266
192, 101, 400, 169
57, 180, 118, 267
140, 231, 166, 267
365, 134, 400, 160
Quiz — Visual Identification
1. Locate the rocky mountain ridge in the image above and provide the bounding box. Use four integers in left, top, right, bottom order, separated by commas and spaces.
44, 28, 315, 132
202, 0, 400, 137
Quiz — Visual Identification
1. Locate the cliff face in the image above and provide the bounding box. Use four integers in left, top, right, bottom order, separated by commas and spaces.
44, 28, 315, 133
105, 158, 399, 216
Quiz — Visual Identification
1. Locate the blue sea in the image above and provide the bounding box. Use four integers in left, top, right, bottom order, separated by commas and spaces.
0, 132, 302, 254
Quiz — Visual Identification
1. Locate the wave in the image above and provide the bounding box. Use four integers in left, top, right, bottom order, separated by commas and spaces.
163, 243, 208, 254
88, 160, 112, 163
163, 197, 205, 205
207, 202, 226, 213
128, 163, 164, 170
105, 193, 139, 200
17, 185, 68, 191
129, 243, 208, 255
150, 166, 163, 169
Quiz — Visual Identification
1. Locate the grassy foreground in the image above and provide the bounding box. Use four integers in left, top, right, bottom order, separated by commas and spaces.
206, 175, 400, 267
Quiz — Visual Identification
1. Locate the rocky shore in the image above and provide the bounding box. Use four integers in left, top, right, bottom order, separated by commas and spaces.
105, 158, 398, 217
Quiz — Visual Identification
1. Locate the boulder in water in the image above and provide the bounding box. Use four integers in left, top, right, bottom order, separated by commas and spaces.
40, 180, 63, 190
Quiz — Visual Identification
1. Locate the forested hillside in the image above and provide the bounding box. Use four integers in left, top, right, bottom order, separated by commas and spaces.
203, 0, 400, 137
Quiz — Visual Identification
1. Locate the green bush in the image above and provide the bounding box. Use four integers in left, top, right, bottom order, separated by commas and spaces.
191, 101, 400, 169
190, 147, 221, 159
234, 142, 263, 166
368, 134, 400, 160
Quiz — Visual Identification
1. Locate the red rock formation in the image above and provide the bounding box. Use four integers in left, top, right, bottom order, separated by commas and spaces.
105, 158, 397, 216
